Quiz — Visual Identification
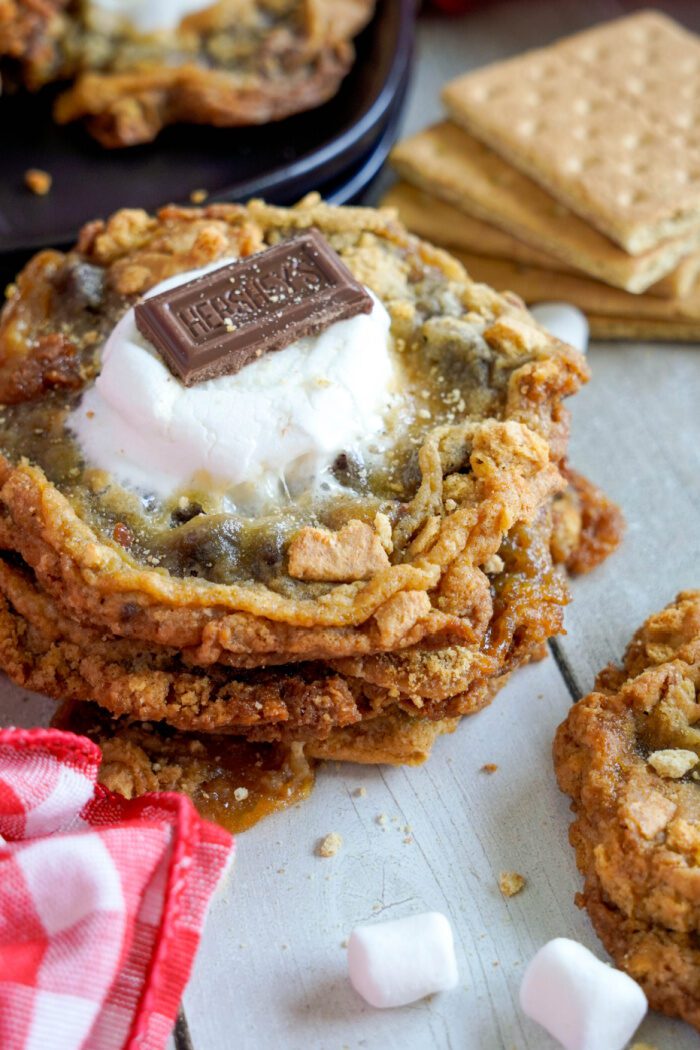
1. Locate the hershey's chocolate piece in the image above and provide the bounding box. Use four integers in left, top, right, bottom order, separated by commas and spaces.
134, 230, 374, 386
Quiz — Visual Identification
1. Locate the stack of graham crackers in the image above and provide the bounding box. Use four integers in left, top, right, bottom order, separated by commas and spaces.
385, 10, 700, 342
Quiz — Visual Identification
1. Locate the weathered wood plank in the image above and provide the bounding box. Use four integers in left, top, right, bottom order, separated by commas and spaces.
183, 652, 695, 1050
559, 343, 700, 693
184, 658, 581, 1050
0, 685, 55, 728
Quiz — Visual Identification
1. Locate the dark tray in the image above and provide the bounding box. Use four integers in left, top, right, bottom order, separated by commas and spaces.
0, 64, 410, 289
0, 0, 414, 254
325, 71, 410, 205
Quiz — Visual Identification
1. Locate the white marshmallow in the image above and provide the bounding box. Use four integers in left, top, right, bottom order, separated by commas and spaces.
347, 912, 459, 1008
88, 0, 214, 34
530, 302, 589, 354
520, 938, 647, 1050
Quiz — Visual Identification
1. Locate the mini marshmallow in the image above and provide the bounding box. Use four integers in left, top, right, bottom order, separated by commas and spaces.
347, 912, 458, 1008
520, 938, 647, 1050
530, 302, 589, 354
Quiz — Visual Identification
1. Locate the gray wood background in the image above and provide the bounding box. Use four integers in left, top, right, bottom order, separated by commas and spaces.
2, 2, 700, 1047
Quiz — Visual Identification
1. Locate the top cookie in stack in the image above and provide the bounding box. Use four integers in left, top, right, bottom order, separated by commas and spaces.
387, 11, 700, 343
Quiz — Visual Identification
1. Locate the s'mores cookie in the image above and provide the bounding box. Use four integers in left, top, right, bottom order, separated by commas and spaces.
0, 195, 587, 745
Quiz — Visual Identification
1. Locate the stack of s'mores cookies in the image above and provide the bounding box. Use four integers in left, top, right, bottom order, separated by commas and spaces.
386, 10, 700, 343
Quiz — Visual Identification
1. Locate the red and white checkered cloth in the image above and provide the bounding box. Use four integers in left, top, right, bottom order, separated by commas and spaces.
0, 727, 234, 1050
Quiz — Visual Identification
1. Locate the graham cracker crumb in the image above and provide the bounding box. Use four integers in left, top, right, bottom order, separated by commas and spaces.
499, 871, 526, 897
317, 832, 343, 858
648, 749, 698, 779
373, 511, 394, 554
354, 787, 367, 798
288, 519, 390, 582
190, 189, 208, 204
376, 813, 387, 826
25, 168, 52, 196
481, 763, 499, 774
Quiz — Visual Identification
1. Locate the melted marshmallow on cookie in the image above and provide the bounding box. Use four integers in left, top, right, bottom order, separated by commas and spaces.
87, 0, 214, 34
68, 260, 400, 512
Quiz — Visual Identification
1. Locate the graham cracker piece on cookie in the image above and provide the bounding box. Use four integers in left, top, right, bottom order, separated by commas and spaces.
382, 182, 700, 301
443, 11, 700, 254
390, 123, 700, 294
452, 253, 700, 343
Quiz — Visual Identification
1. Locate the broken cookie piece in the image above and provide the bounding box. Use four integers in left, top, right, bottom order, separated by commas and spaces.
554, 591, 700, 1030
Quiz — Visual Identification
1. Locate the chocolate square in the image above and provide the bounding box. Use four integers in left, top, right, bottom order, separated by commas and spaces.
134, 229, 374, 386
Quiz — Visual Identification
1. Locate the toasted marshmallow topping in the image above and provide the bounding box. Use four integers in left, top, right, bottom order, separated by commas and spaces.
88, 0, 214, 34
69, 260, 398, 512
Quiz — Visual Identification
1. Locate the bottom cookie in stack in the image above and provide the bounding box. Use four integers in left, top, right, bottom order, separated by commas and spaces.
0, 471, 621, 832
555, 591, 700, 1031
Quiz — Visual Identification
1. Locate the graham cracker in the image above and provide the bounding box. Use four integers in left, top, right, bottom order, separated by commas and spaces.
653, 253, 700, 300
443, 11, 700, 254
382, 181, 576, 273
390, 123, 700, 295
382, 181, 700, 301
451, 251, 700, 330
587, 316, 700, 343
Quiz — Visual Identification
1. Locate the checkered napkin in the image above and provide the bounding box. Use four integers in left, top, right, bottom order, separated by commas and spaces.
0, 727, 234, 1050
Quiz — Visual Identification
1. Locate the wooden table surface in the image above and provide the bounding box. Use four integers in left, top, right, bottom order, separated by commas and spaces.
2, 2, 700, 1048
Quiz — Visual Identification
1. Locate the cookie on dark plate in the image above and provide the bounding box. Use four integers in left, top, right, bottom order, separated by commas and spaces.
0, 0, 375, 146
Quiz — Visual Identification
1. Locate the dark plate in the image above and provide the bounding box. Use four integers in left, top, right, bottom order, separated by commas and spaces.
0, 62, 411, 289
0, 0, 414, 254
324, 70, 410, 205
